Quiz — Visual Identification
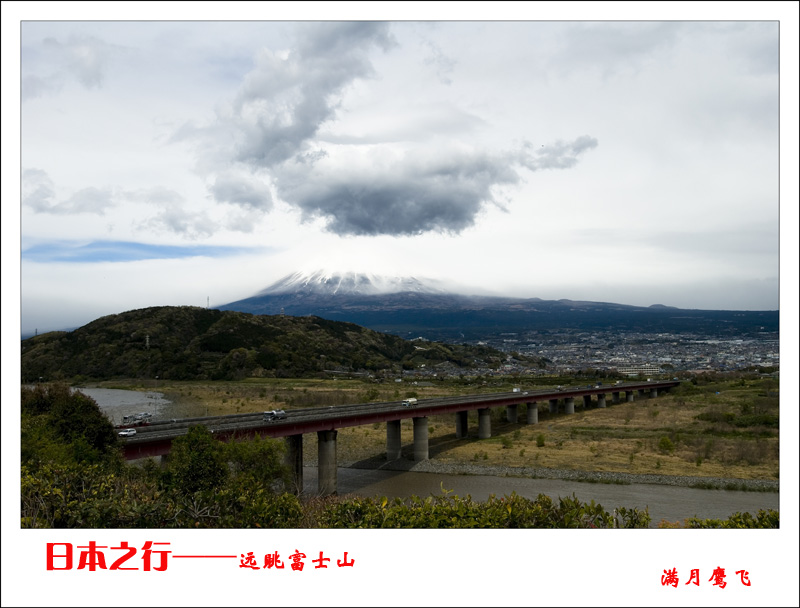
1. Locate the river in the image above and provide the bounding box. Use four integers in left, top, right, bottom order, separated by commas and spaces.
75, 387, 174, 425
301, 466, 779, 527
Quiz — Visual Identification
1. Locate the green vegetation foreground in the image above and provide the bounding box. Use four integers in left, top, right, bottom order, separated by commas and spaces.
21, 384, 777, 529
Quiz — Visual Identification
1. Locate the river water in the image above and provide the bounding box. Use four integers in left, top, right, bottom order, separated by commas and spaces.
76, 387, 174, 425
302, 466, 779, 526
84, 387, 779, 527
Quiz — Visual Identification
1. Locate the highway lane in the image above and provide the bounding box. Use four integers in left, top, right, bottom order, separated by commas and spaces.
119, 381, 679, 446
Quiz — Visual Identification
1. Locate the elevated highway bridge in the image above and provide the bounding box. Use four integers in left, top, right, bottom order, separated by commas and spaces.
119, 380, 680, 495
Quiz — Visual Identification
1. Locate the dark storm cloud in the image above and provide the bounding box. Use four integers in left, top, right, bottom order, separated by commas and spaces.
286, 177, 488, 236
276, 149, 520, 236
274, 135, 598, 236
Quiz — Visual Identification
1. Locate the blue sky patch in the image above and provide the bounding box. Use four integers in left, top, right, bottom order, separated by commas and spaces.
22, 240, 258, 263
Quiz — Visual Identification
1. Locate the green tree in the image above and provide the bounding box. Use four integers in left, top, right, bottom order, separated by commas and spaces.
21, 384, 117, 466
50, 390, 118, 455
225, 435, 289, 488
168, 426, 228, 494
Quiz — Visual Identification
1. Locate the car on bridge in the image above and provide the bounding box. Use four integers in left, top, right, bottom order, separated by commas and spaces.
263, 409, 287, 421
402, 398, 418, 407
118, 428, 137, 437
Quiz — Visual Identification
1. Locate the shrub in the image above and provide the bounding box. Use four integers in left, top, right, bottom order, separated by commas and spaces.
658, 436, 675, 454
734, 414, 778, 428
657, 519, 684, 529
685, 509, 778, 529
696, 411, 735, 424
20, 461, 303, 529
536, 434, 546, 447
315, 492, 651, 529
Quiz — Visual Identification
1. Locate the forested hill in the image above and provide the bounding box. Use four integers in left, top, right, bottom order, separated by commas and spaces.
20, 306, 516, 382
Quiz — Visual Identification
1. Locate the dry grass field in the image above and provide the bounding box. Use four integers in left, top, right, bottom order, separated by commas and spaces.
98, 376, 779, 481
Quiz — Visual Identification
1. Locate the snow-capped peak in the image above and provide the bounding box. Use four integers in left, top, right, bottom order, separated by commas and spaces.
259, 269, 450, 296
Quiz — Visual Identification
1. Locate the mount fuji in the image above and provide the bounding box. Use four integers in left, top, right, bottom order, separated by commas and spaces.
218, 270, 777, 341
254, 269, 451, 297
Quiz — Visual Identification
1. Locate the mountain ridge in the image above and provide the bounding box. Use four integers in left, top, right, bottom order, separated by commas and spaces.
20, 306, 515, 382
220, 271, 779, 341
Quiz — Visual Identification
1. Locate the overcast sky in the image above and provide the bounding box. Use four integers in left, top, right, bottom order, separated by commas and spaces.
5, 6, 797, 335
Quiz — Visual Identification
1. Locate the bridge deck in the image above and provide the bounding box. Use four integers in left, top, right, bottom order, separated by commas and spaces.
120, 380, 679, 459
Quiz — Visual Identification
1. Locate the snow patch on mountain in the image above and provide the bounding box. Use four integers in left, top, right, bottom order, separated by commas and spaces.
258, 269, 452, 296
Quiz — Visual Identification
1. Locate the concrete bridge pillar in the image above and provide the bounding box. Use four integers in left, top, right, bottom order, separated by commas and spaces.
506, 404, 518, 423
583, 395, 592, 409
455, 411, 469, 438
413, 417, 429, 461
597, 394, 607, 408
478, 408, 492, 439
565, 397, 575, 415
626, 391, 635, 402
317, 430, 338, 496
286, 434, 303, 494
638, 389, 646, 398
526, 402, 538, 424
650, 388, 659, 398
549, 399, 558, 414
612, 391, 620, 404
386, 420, 402, 460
